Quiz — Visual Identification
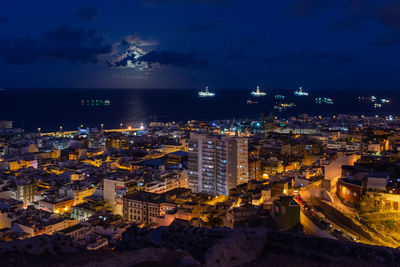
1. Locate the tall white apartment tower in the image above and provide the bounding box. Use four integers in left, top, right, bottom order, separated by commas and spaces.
188, 133, 248, 195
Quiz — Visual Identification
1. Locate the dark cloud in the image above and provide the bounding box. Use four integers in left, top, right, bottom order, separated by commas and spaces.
329, 0, 400, 31
184, 20, 222, 32
0, 17, 7, 24
289, 0, 336, 18
76, 7, 99, 21
139, 50, 208, 68
261, 50, 356, 69
370, 33, 400, 47
142, 0, 229, 7
111, 50, 208, 68
44, 25, 98, 43
376, 1, 400, 30
328, 15, 368, 31
0, 25, 112, 65
108, 47, 144, 68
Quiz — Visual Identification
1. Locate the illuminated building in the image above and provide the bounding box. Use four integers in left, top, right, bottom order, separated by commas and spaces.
161, 139, 188, 154
337, 178, 365, 207
122, 191, 176, 225
14, 178, 37, 207
225, 204, 259, 228
103, 177, 138, 215
248, 157, 261, 180
188, 133, 248, 196
367, 172, 389, 191
39, 198, 75, 214
166, 151, 188, 166
263, 159, 284, 176
88, 130, 106, 149
11, 209, 77, 237
0, 120, 12, 129
71, 201, 106, 221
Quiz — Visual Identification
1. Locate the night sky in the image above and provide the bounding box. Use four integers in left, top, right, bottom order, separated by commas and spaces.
0, 0, 400, 90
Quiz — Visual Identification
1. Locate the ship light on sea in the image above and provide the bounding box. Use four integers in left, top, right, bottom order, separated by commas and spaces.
251, 86, 266, 96
246, 98, 258, 104
198, 86, 215, 97
294, 86, 309, 96
315, 97, 334, 104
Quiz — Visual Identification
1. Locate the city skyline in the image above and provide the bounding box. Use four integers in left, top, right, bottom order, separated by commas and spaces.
3, 1, 400, 265
1, 0, 400, 90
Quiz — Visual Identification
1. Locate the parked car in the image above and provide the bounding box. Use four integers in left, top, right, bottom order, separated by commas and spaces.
320, 220, 332, 230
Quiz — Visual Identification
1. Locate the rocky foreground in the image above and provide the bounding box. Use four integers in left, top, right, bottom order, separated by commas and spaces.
1, 226, 400, 266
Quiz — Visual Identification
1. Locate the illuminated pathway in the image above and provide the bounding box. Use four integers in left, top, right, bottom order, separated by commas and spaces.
40, 128, 141, 136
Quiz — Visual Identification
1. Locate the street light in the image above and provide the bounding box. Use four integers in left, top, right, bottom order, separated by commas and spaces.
101, 123, 104, 131
60, 126, 63, 132
120, 123, 123, 129
38, 128, 41, 133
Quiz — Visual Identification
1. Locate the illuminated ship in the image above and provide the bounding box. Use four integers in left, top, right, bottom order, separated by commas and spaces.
359, 96, 390, 105
294, 86, 309, 96
280, 102, 295, 108
315, 98, 334, 104
273, 102, 295, 111
274, 94, 285, 100
198, 86, 215, 97
82, 99, 111, 106
251, 86, 266, 96
246, 98, 258, 104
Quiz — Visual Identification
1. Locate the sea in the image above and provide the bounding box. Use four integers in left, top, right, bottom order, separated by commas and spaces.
0, 89, 398, 132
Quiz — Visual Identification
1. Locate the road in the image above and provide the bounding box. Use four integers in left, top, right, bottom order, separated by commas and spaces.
298, 183, 379, 245
300, 209, 336, 240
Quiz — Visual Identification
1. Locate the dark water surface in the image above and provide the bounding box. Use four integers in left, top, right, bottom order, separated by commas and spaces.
0, 89, 398, 131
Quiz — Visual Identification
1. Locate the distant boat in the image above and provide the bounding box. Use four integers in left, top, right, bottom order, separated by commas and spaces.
280, 102, 295, 108
274, 102, 295, 111
315, 98, 334, 104
82, 99, 111, 106
274, 94, 285, 100
294, 86, 309, 96
246, 98, 258, 104
198, 86, 215, 97
251, 86, 266, 96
